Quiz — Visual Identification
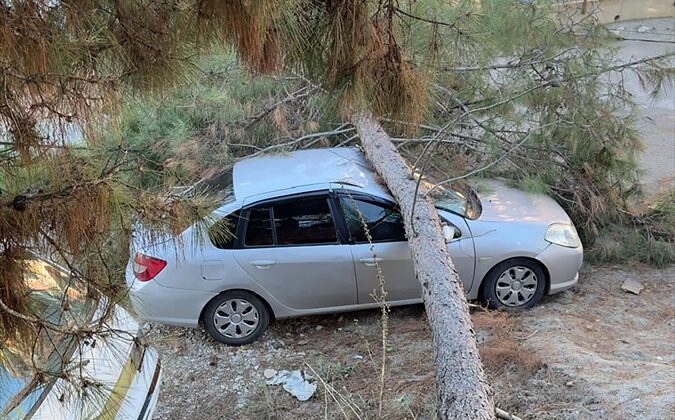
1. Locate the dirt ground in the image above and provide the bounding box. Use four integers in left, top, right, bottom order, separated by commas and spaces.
146, 264, 675, 419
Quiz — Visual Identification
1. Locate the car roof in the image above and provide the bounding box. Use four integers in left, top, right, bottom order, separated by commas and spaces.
232, 147, 390, 201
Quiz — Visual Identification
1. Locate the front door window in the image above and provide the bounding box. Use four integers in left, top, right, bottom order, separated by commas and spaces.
340, 197, 406, 243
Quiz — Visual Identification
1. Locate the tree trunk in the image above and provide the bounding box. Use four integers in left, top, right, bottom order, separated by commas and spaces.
354, 114, 495, 419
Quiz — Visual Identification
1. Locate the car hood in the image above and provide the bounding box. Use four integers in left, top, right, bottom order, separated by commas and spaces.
476, 180, 570, 224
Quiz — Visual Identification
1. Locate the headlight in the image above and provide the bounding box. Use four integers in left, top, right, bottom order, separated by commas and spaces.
545, 223, 580, 248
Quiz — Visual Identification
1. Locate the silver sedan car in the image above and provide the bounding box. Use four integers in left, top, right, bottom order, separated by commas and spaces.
126, 148, 582, 345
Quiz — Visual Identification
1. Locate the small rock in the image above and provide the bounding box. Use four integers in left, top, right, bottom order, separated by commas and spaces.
271, 339, 286, 350
208, 355, 218, 367
565, 381, 574, 387
315, 325, 324, 331
337, 316, 344, 322
585, 324, 593, 331
656, 356, 664, 361
264, 369, 278, 379
173, 341, 188, 356
297, 339, 309, 346
621, 279, 644, 295
352, 354, 364, 360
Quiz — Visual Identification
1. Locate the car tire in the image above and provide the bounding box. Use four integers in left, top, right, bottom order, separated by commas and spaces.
483, 258, 546, 310
203, 291, 270, 345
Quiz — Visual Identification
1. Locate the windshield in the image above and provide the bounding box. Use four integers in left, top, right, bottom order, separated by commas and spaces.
428, 182, 482, 220
1, 259, 96, 418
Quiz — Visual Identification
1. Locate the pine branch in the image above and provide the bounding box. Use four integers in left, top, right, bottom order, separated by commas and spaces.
429, 121, 559, 192
394, 8, 469, 30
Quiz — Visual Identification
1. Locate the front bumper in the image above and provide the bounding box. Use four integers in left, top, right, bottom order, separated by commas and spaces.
535, 243, 583, 295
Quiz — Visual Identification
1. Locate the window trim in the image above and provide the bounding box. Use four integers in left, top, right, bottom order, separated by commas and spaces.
236, 191, 344, 249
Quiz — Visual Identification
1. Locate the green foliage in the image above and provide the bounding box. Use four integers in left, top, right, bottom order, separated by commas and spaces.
100, 50, 340, 191
587, 230, 674, 267
399, 1, 672, 263
108, 2, 672, 267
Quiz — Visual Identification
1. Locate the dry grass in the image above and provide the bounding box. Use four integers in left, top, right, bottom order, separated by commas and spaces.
240, 307, 550, 419
473, 311, 543, 378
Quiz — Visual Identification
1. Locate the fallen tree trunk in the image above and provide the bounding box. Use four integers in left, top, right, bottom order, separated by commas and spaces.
355, 114, 495, 419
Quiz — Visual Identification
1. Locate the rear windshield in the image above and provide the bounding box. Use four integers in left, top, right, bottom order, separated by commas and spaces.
1, 259, 96, 418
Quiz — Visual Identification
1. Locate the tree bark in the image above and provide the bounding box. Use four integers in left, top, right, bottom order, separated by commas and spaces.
354, 114, 495, 419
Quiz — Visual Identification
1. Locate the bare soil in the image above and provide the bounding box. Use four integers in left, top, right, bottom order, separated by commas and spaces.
147, 264, 675, 419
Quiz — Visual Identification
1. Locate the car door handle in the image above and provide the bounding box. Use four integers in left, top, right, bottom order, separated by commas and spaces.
251, 260, 276, 269
359, 257, 383, 266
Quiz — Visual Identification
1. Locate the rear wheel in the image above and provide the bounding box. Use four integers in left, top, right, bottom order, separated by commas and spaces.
483, 258, 546, 310
203, 291, 270, 345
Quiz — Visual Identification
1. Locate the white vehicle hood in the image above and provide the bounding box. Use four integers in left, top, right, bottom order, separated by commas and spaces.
29, 301, 144, 420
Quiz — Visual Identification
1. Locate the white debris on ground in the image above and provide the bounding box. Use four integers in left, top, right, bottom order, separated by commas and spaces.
265, 370, 317, 401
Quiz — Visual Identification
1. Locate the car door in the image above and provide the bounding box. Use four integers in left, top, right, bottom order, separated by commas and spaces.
232, 193, 358, 310
438, 210, 476, 293
337, 193, 417, 303
339, 193, 475, 304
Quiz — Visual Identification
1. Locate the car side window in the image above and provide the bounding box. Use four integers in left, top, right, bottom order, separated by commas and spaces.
439, 216, 462, 240
273, 197, 338, 245
244, 207, 274, 246
209, 211, 240, 249
340, 196, 406, 243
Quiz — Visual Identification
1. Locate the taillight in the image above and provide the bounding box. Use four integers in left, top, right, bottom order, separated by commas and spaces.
132, 253, 167, 282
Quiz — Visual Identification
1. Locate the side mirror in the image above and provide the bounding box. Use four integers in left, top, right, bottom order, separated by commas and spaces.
442, 224, 461, 242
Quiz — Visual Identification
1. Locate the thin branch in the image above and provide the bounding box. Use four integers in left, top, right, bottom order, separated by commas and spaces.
429, 122, 558, 192
442, 47, 578, 72
243, 85, 316, 128
601, 52, 675, 73
394, 8, 469, 29
614, 36, 675, 45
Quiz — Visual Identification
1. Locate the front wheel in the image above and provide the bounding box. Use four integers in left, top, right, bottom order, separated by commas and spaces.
483, 259, 546, 310
203, 291, 270, 345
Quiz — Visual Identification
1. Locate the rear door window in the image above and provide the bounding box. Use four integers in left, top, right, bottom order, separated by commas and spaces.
244, 207, 274, 247
241, 195, 339, 247
209, 211, 240, 249
273, 197, 338, 245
